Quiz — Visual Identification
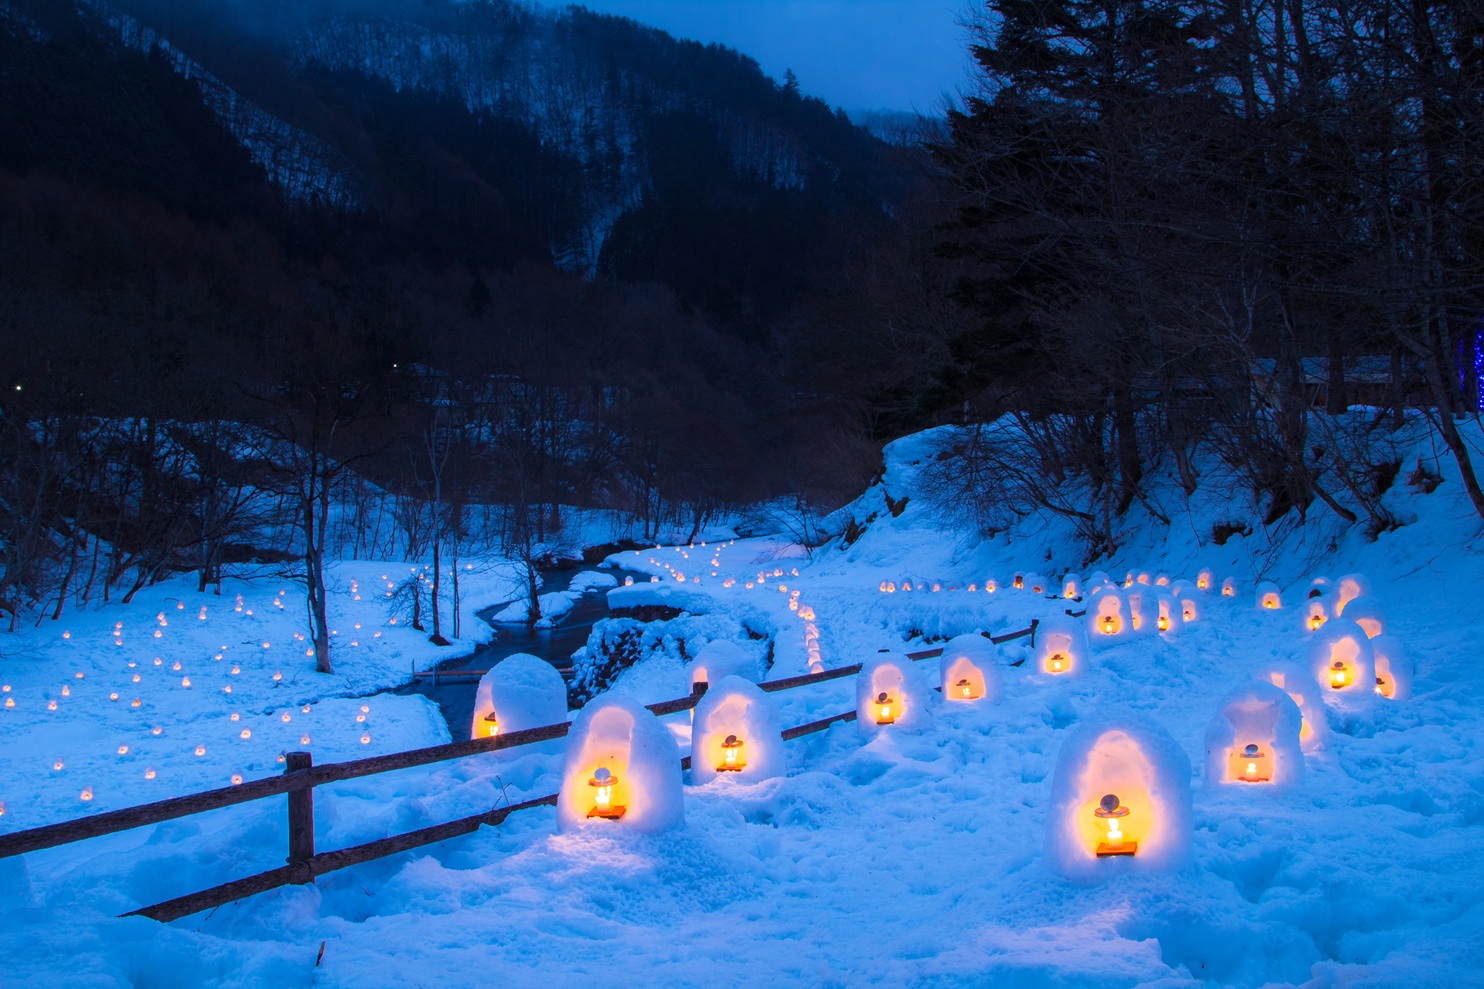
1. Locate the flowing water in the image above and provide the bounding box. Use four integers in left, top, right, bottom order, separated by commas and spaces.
398, 566, 650, 738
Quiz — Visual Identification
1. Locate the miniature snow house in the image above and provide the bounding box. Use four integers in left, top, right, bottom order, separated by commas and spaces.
1196, 568, 1216, 592
690, 676, 785, 784
1033, 616, 1089, 676
1045, 718, 1192, 876
1340, 596, 1387, 638
1370, 634, 1413, 700
938, 633, 1000, 702
1255, 581, 1282, 610
857, 655, 929, 735
470, 653, 567, 741
1309, 619, 1376, 700
1203, 681, 1304, 789
557, 696, 683, 833
1334, 573, 1373, 614
1123, 589, 1153, 635
688, 639, 760, 693
1253, 661, 1329, 753
1062, 574, 1083, 599
1024, 573, 1048, 594
1012, 571, 1026, 589
1153, 593, 1181, 633
1302, 597, 1331, 633
1177, 592, 1201, 623
1088, 588, 1128, 640
1221, 577, 1240, 598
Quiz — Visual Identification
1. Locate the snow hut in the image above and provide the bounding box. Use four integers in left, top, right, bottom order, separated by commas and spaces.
1341, 596, 1387, 638
1255, 581, 1282, 611
688, 640, 760, 692
1178, 594, 1201, 624
1045, 717, 1193, 877
857, 655, 929, 735
1062, 574, 1083, 600
1154, 573, 1171, 587
1011, 571, 1027, 590
1087, 570, 1112, 592
1153, 593, 1181, 633
1302, 597, 1332, 634
1334, 573, 1373, 614
1024, 572, 1048, 594
1370, 634, 1413, 700
1033, 615, 1089, 676
1252, 661, 1329, 753
1195, 568, 1216, 592
1204, 681, 1304, 789
1220, 577, 1240, 599
1124, 589, 1153, 636
1309, 619, 1376, 700
939, 633, 1001, 702
1088, 588, 1129, 641
690, 676, 785, 785
557, 696, 683, 833
1168, 579, 1196, 599
1308, 576, 1331, 599
470, 653, 568, 741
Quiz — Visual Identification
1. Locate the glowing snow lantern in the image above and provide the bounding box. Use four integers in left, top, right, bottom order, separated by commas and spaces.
1369, 634, 1413, 700
1204, 680, 1304, 789
1255, 581, 1282, 610
1341, 596, 1386, 638
1033, 616, 1088, 676
856, 655, 929, 736
1012, 573, 1025, 589
691, 676, 784, 784
1250, 662, 1326, 753
1045, 719, 1192, 877
557, 696, 683, 833
1062, 574, 1082, 599
1154, 593, 1180, 633
1089, 588, 1127, 640
1221, 577, 1239, 598
1303, 597, 1331, 633
687, 640, 761, 695
1310, 619, 1375, 701
1333, 573, 1373, 614
938, 633, 1000, 701
1123, 590, 1152, 635
1179, 595, 1200, 623
469, 653, 567, 742
1024, 572, 1046, 594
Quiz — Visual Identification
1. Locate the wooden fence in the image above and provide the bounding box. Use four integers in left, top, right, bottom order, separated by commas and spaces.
0, 620, 1036, 924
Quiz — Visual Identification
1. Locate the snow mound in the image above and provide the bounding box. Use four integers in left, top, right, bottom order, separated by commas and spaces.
556, 695, 683, 834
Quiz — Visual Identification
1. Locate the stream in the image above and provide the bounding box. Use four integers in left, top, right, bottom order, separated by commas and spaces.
397, 565, 651, 738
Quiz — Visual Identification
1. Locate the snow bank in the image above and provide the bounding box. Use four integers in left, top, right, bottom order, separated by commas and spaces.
690, 675, 784, 785
489, 590, 577, 627
1044, 715, 1193, 878
567, 570, 620, 594
556, 695, 682, 833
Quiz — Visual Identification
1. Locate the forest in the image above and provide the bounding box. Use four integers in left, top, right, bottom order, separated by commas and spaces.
0, 0, 1481, 644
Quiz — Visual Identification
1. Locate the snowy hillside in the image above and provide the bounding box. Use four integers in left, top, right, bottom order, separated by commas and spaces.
1, 416, 1482, 987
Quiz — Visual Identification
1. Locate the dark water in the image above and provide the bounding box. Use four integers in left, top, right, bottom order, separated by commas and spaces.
397, 567, 649, 738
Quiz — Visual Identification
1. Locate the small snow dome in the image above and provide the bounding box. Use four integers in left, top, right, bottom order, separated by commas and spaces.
1255, 581, 1282, 610
1062, 574, 1083, 599
1178, 594, 1201, 624
1033, 616, 1089, 676
1088, 588, 1128, 640
856, 655, 929, 735
1135, 571, 1153, 586
1253, 661, 1329, 753
470, 653, 567, 740
1220, 576, 1240, 598
1152, 593, 1181, 633
1168, 579, 1196, 599
1309, 619, 1376, 700
1370, 634, 1413, 700
1124, 589, 1153, 636
1341, 596, 1387, 638
691, 676, 785, 785
939, 633, 1001, 702
1302, 597, 1332, 633
1045, 718, 1193, 877
688, 640, 760, 691
1024, 572, 1048, 594
1154, 573, 1171, 587
1087, 570, 1111, 591
1308, 576, 1331, 599
1333, 573, 1373, 614
1011, 571, 1027, 589
1195, 568, 1216, 592
1204, 681, 1304, 790
557, 696, 683, 833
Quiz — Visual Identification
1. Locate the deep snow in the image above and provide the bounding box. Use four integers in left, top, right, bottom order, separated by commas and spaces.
1, 419, 1483, 988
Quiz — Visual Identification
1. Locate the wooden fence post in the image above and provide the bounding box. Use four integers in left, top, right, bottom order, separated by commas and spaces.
285, 751, 314, 884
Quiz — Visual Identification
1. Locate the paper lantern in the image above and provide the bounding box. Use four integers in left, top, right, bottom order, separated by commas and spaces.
1032, 616, 1088, 676
690, 675, 784, 784
557, 697, 683, 833
938, 633, 1001, 700
1204, 681, 1304, 789
1045, 718, 1192, 876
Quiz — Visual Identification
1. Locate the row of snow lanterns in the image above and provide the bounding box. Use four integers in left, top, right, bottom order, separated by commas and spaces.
634, 540, 739, 585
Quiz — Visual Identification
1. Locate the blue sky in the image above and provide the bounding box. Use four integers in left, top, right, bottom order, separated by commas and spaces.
536, 1, 975, 113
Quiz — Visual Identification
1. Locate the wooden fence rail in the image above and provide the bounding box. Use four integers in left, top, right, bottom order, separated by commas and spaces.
2, 620, 1038, 923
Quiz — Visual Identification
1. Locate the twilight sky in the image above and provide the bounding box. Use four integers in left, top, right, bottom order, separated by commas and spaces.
536, 1, 975, 113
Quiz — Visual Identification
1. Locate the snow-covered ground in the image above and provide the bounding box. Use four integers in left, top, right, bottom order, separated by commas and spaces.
2, 421, 1483, 988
